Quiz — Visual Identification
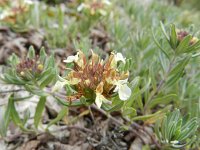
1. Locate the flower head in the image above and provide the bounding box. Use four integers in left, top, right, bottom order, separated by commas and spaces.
63, 50, 131, 108
177, 30, 199, 45
0, 0, 32, 23
16, 57, 44, 80
77, 0, 111, 16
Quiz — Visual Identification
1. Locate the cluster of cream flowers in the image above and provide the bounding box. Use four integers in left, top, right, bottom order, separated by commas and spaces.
0, 0, 33, 22
54, 50, 131, 108
77, 0, 111, 16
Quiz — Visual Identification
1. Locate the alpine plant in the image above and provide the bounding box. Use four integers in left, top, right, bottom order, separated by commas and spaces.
54, 50, 131, 108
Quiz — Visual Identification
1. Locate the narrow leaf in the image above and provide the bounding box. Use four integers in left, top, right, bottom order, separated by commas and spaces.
176, 35, 192, 54
27, 46, 35, 59
47, 107, 68, 128
170, 24, 178, 49
34, 97, 46, 128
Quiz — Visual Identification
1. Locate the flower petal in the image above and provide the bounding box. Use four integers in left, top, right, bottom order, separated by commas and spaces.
52, 80, 68, 92
95, 93, 108, 108
63, 56, 76, 63
96, 82, 104, 94
69, 78, 81, 85
115, 53, 126, 64
118, 79, 128, 84
118, 84, 131, 100
113, 85, 119, 92
103, 0, 111, 5
77, 3, 85, 12
24, 0, 33, 4
95, 93, 103, 108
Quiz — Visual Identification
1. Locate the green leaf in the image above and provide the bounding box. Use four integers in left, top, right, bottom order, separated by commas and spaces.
23, 109, 30, 126
177, 120, 198, 141
160, 21, 170, 41
131, 78, 151, 100
27, 46, 35, 59
166, 109, 180, 140
152, 28, 170, 59
46, 54, 55, 69
132, 112, 162, 121
39, 68, 53, 79
34, 97, 46, 128
185, 40, 200, 53
176, 35, 192, 54
165, 71, 184, 88
0, 95, 13, 136
47, 107, 68, 128
124, 58, 132, 72
166, 56, 191, 87
7, 53, 19, 67
149, 94, 178, 108
4, 96, 12, 129
133, 105, 171, 122
39, 47, 47, 62
80, 96, 87, 105
122, 107, 136, 119
155, 119, 162, 140
172, 119, 182, 140
24, 84, 48, 97
10, 97, 34, 132
102, 100, 124, 112
172, 56, 191, 75
162, 116, 168, 141
130, 76, 140, 89
0, 107, 6, 136
39, 70, 56, 88
10, 98, 23, 126
170, 24, 178, 49
134, 87, 143, 111
3, 73, 25, 85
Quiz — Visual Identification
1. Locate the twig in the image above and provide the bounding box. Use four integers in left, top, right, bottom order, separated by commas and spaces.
88, 106, 96, 124
88, 106, 100, 136
130, 122, 161, 149
0, 89, 25, 94
91, 104, 146, 144
50, 125, 95, 134
1, 125, 94, 142
109, 135, 122, 150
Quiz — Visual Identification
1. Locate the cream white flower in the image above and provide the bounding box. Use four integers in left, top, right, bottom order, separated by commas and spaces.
114, 79, 131, 100
103, 0, 111, 5
24, 0, 33, 5
115, 52, 126, 64
52, 77, 69, 92
95, 82, 109, 108
63, 52, 79, 63
0, 11, 10, 20
110, 52, 126, 67
95, 93, 108, 108
77, 3, 86, 12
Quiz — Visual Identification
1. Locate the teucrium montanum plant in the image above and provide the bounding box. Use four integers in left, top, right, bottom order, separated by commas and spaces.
0, 47, 132, 136
55, 50, 131, 108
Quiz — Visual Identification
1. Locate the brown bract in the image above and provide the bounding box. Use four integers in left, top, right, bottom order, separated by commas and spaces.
16, 57, 43, 79
177, 30, 199, 45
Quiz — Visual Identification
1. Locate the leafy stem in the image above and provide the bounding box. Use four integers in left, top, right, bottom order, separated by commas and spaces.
143, 56, 176, 114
